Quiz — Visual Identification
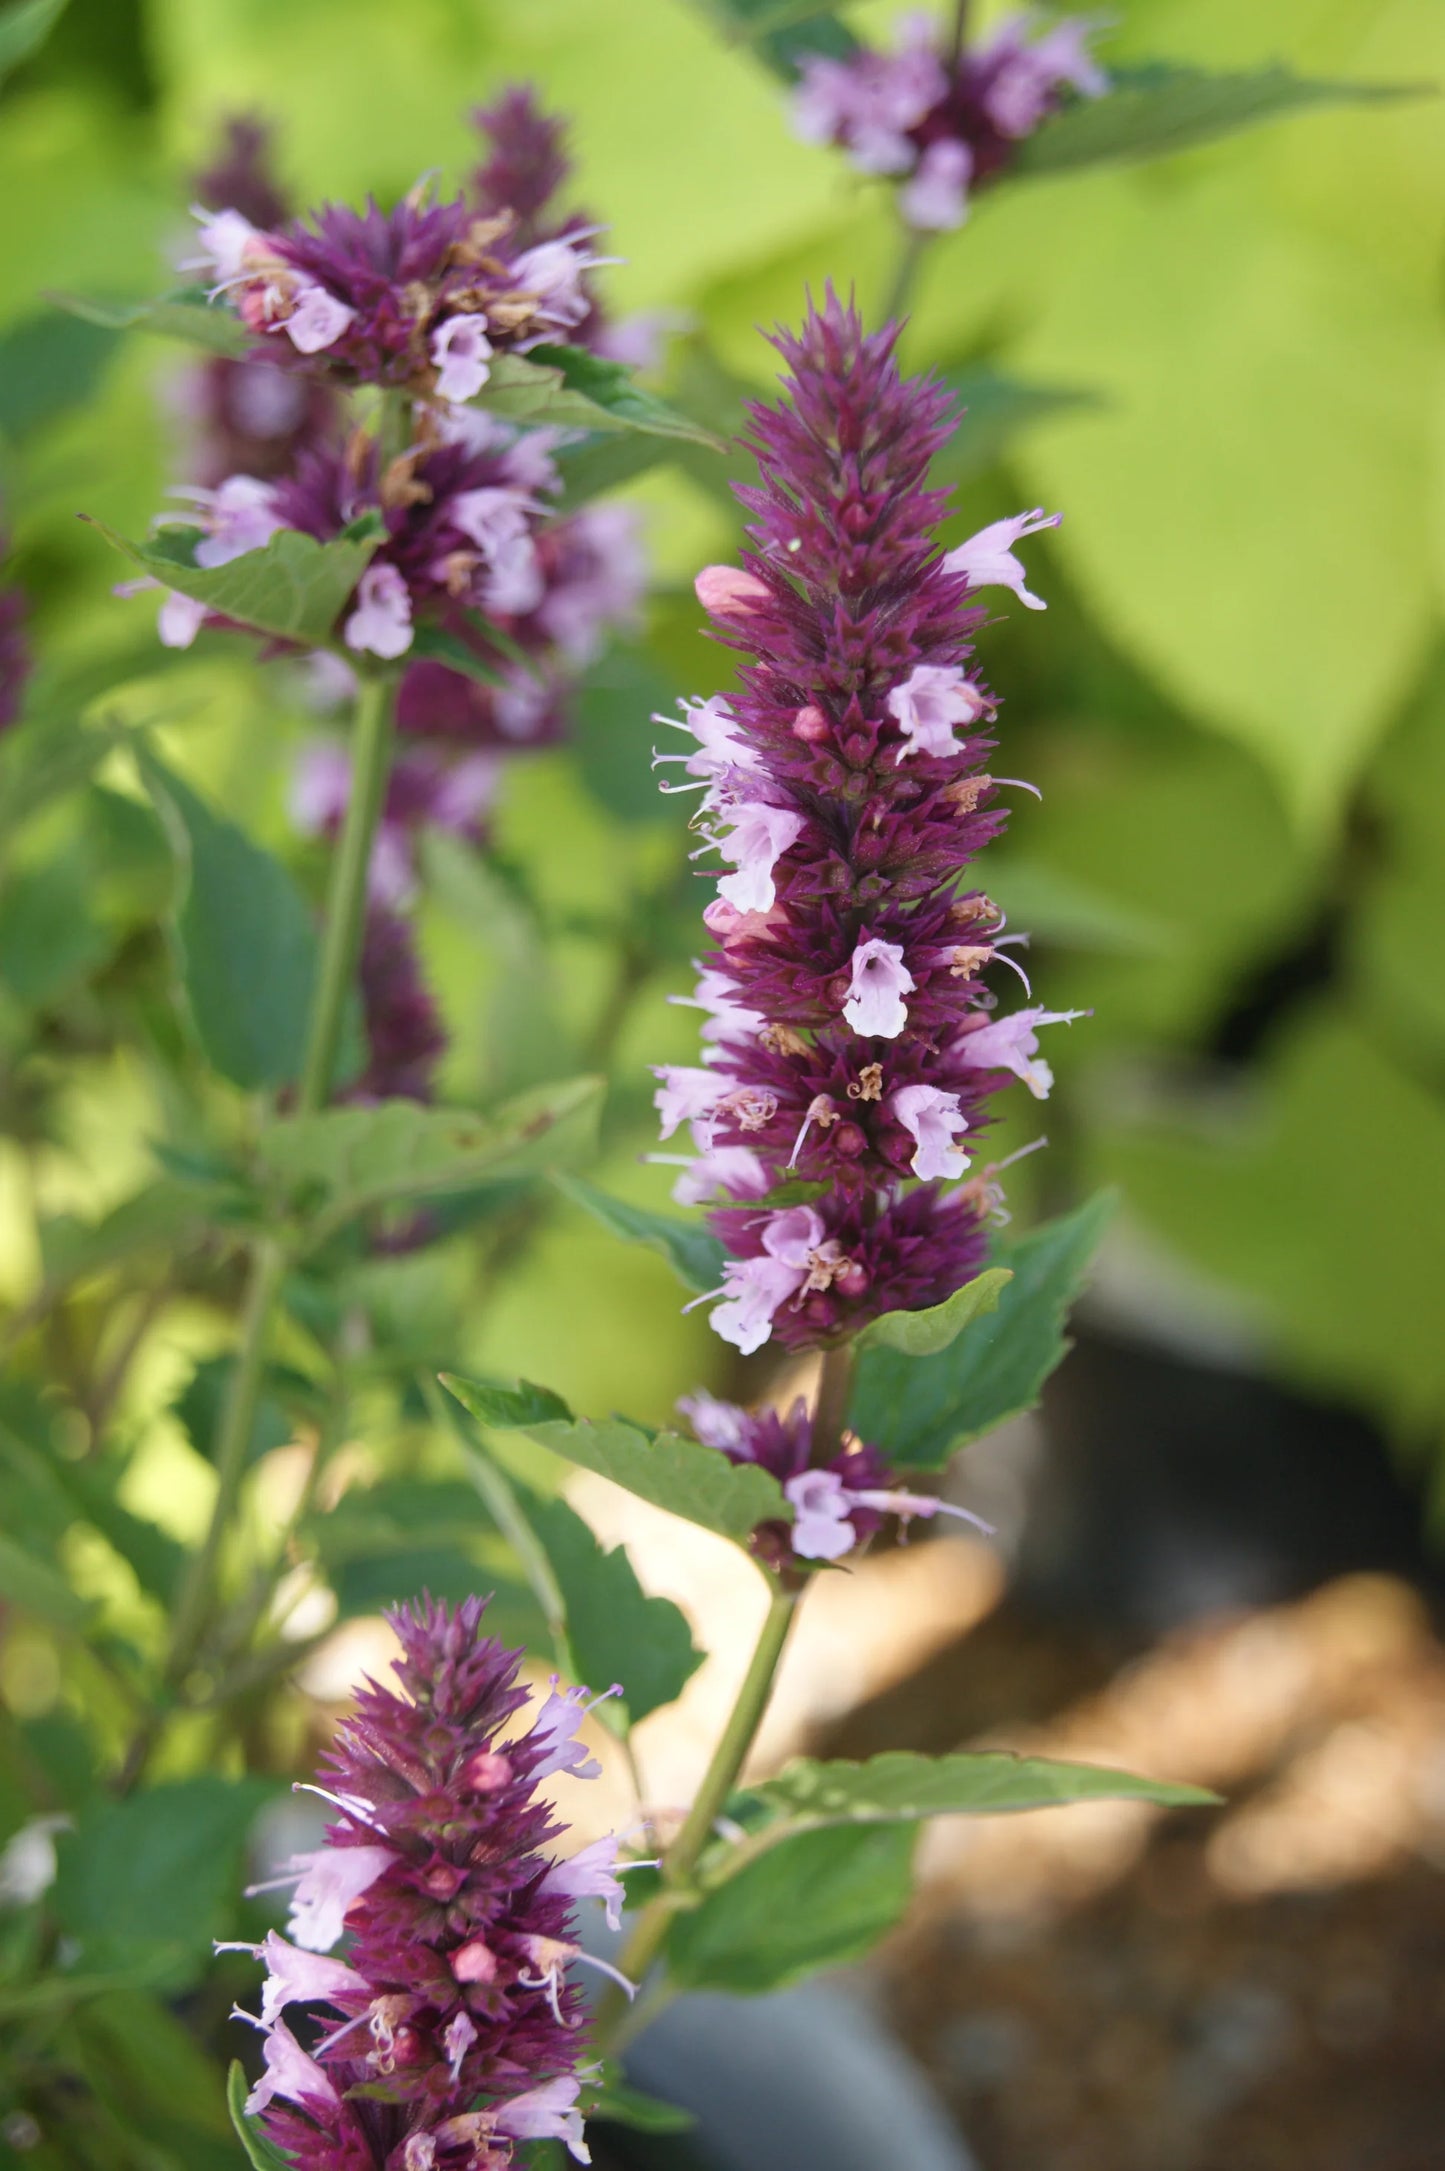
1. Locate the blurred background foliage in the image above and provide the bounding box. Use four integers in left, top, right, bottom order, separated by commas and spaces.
4, 0, 1442, 1468
2, 1, 1445, 2165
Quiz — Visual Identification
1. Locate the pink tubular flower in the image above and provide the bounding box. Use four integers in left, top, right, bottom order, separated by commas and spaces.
790, 10, 1109, 231
714, 800, 806, 912
943, 508, 1061, 610
238, 1597, 629, 2170
891, 1083, 969, 1180
956, 1004, 1086, 1097
344, 562, 414, 657
888, 662, 990, 762
843, 936, 915, 1038
430, 312, 493, 401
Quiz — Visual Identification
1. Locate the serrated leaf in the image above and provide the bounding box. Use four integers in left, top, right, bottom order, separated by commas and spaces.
441, 1378, 788, 1546
258, 1078, 602, 1246
744, 1749, 1218, 1839
37, 1179, 211, 1290
53, 286, 251, 359
667, 1823, 916, 1994
1017, 61, 1425, 178
849, 1193, 1115, 1468
478, 349, 723, 448
85, 513, 383, 646
227, 2063, 294, 2171
138, 750, 321, 1092
0, 0, 67, 80
530, 1492, 702, 1727
854, 1267, 1011, 1355
553, 1174, 726, 1294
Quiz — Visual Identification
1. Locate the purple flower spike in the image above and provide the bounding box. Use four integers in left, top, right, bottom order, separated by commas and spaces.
653, 294, 1080, 1359
237, 1596, 628, 2168
793, 9, 1110, 230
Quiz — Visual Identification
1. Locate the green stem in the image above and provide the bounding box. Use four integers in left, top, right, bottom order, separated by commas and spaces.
121, 670, 398, 1789
297, 669, 396, 1114
422, 1373, 569, 1660
883, 224, 931, 326
594, 1584, 797, 2049
811, 1342, 856, 1461
159, 1236, 287, 1690
947, 0, 969, 68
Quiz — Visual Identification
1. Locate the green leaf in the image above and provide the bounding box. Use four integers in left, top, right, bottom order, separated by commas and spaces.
441, 1377, 788, 1547
744, 1748, 1218, 1840
0, 309, 115, 441
855, 1267, 1012, 1355
52, 286, 252, 359
138, 750, 321, 1092
438, 1376, 572, 1427
689, 0, 857, 77
257, 1078, 603, 1246
84, 513, 384, 646
849, 1193, 1115, 1469
931, 365, 1102, 486
1017, 61, 1426, 178
479, 349, 723, 448
667, 1823, 917, 1993
0, 0, 67, 81
530, 1492, 702, 1727
37, 1179, 212, 1290
174, 1355, 296, 1469
0, 712, 121, 847
0, 1531, 93, 1630
0, 847, 112, 1005
553, 1174, 727, 1294
227, 2063, 294, 2171
408, 622, 507, 687
52, 1776, 272, 1993
571, 644, 682, 823
590, 2077, 695, 2134
555, 432, 682, 511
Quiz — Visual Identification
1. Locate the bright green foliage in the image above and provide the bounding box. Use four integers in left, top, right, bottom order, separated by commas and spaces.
0, 0, 67, 81
850, 1194, 1115, 1467
257, 1078, 603, 1245
854, 1267, 1013, 1356
56, 287, 252, 358
666, 1822, 918, 1993
472, 347, 723, 446
88, 514, 384, 647
529, 1491, 703, 1726
442, 1375, 789, 1546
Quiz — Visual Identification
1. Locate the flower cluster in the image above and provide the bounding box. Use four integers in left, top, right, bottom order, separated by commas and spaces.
793, 9, 1109, 230
680, 1389, 987, 1570
145, 98, 647, 1102
0, 523, 31, 733
233, 1596, 637, 2169
651, 294, 1082, 1357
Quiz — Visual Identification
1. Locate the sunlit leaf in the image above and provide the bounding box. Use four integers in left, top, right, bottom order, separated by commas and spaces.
850, 1194, 1115, 1468
854, 1267, 1012, 1356
1018, 61, 1426, 178
478, 348, 724, 447
52, 286, 251, 359
441, 1376, 787, 1546
85, 513, 383, 647
666, 1823, 917, 1993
